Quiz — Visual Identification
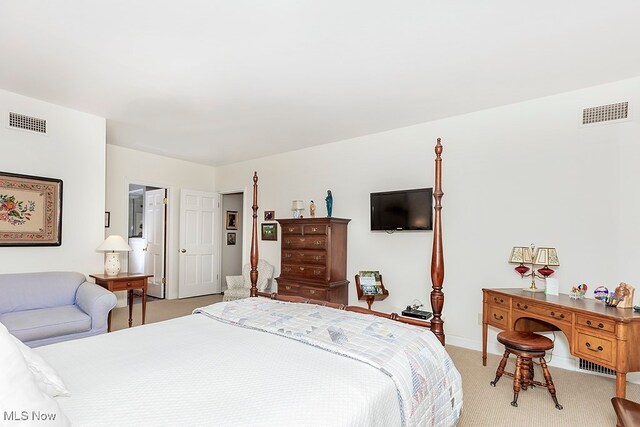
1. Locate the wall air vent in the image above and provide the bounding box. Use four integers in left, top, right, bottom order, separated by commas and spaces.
582, 102, 628, 125
8, 111, 47, 134
578, 358, 616, 377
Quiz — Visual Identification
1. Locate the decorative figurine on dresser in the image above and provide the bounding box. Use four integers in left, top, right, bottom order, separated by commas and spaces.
325, 190, 333, 217
275, 217, 350, 304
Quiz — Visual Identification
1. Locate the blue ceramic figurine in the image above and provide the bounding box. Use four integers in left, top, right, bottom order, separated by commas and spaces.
325, 190, 333, 217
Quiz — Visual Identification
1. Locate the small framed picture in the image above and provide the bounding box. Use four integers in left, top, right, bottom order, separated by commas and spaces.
226, 211, 238, 230
264, 210, 275, 221
227, 232, 236, 245
261, 223, 277, 241
105, 211, 110, 228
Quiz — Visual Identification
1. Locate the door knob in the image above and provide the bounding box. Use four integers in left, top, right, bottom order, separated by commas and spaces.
180, 249, 186, 253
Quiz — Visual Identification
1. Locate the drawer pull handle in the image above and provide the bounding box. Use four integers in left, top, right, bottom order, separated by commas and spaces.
299, 238, 305, 242
284, 267, 291, 273
311, 227, 318, 232
299, 267, 305, 271
285, 253, 291, 258
550, 311, 565, 319
313, 256, 322, 261
493, 297, 504, 304
127, 282, 132, 287
309, 289, 316, 294
586, 320, 604, 329
285, 286, 291, 290
314, 241, 323, 246
314, 270, 322, 275
585, 342, 603, 352
493, 313, 504, 321
517, 303, 528, 310
285, 240, 291, 245
288, 228, 294, 232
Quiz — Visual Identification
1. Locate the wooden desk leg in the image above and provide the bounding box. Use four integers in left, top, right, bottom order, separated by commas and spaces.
616, 372, 627, 398
127, 289, 133, 328
141, 286, 147, 325
107, 311, 112, 332
482, 319, 488, 366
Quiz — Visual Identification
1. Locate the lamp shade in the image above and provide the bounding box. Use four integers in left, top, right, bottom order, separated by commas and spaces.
534, 247, 559, 266
509, 246, 533, 264
96, 235, 132, 253
291, 200, 305, 210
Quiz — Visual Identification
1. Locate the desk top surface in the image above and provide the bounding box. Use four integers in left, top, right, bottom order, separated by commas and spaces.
90, 272, 153, 281
483, 287, 640, 322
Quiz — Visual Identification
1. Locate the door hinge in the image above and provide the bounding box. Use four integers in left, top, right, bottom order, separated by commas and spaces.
163, 197, 168, 204
161, 277, 166, 285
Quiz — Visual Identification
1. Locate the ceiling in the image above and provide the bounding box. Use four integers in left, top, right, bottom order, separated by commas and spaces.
1, 1, 640, 166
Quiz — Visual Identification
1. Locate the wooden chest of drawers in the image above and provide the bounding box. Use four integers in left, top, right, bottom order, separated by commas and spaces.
276, 217, 350, 305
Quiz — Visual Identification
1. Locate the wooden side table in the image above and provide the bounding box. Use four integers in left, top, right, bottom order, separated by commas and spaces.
90, 272, 153, 331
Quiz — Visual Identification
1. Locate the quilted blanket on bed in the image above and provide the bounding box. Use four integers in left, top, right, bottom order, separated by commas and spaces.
195, 298, 462, 427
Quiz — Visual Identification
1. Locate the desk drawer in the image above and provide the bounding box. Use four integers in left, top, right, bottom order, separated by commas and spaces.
513, 298, 571, 325
576, 314, 616, 334
487, 306, 509, 329
575, 331, 616, 366
487, 292, 509, 308
282, 236, 327, 250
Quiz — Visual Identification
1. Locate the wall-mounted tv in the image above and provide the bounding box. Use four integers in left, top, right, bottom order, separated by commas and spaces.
370, 188, 433, 231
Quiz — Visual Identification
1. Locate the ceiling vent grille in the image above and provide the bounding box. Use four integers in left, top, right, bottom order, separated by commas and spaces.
8, 112, 47, 134
582, 102, 628, 125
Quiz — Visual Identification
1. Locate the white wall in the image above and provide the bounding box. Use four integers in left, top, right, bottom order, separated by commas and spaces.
215, 76, 640, 369
105, 145, 216, 299
0, 89, 106, 276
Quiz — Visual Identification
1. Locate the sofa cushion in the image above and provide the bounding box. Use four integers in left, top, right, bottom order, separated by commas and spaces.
0, 272, 86, 313
0, 305, 91, 343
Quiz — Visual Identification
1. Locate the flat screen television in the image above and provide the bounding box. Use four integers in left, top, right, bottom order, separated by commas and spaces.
370, 188, 433, 231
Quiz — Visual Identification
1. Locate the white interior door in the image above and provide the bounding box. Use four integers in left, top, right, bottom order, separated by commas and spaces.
179, 190, 220, 298
144, 189, 166, 298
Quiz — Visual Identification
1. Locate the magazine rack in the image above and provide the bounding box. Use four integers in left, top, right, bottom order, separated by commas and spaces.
355, 274, 389, 310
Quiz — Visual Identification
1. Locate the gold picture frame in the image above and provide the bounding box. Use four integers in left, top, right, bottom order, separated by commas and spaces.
226, 211, 238, 230
0, 172, 63, 246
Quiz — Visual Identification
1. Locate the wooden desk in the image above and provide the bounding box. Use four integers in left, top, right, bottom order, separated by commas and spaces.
90, 273, 153, 331
483, 288, 640, 398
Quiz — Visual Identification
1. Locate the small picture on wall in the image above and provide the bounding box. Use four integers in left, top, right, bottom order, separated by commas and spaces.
226, 211, 238, 230
261, 223, 277, 241
264, 210, 275, 221
105, 211, 110, 228
227, 232, 236, 245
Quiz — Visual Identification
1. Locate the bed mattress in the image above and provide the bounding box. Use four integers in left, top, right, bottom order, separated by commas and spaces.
36, 313, 404, 427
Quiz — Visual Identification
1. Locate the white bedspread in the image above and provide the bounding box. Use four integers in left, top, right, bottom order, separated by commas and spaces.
196, 299, 462, 427
36, 311, 402, 426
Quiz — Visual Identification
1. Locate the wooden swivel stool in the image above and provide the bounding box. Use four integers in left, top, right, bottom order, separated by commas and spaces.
490, 331, 563, 410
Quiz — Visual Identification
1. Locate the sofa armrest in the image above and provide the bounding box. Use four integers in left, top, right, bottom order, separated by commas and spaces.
75, 281, 117, 333
226, 275, 245, 289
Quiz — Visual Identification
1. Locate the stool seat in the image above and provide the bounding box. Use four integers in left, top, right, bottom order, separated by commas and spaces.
497, 331, 554, 352
491, 331, 562, 410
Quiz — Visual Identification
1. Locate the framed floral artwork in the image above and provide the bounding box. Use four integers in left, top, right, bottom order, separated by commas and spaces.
0, 172, 63, 246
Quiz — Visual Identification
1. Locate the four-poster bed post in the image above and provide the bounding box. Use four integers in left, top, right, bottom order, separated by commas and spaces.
249, 139, 446, 345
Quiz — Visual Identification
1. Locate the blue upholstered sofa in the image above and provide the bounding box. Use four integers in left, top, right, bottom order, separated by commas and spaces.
0, 271, 117, 347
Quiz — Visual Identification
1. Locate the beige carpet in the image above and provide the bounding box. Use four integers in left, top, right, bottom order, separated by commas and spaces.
109, 294, 223, 331
110, 297, 638, 425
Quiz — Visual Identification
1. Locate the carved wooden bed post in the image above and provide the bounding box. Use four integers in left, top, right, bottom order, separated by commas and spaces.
250, 172, 259, 297
431, 138, 445, 345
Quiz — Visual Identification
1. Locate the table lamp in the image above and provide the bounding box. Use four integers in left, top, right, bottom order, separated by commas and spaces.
509, 244, 559, 292
291, 200, 304, 218
97, 235, 132, 276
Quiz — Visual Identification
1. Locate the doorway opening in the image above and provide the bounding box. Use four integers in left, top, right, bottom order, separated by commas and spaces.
128, 183, 168, 299
220, 192, 244, 294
